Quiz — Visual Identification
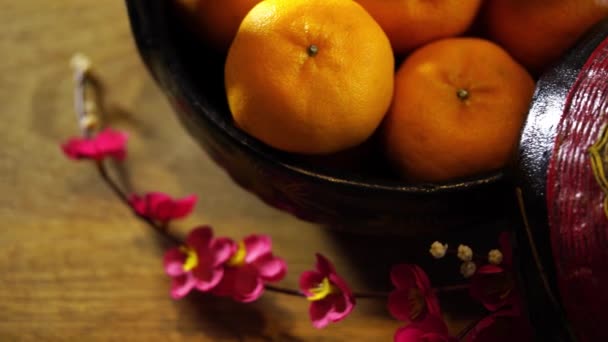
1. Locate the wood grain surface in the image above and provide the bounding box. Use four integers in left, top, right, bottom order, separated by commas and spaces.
0, 1, 479, 341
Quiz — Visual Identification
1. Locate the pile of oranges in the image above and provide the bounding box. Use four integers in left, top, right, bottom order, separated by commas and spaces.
175, 0, 608, 182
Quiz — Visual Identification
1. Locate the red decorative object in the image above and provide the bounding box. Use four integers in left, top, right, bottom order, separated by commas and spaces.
546, 34, 608, 342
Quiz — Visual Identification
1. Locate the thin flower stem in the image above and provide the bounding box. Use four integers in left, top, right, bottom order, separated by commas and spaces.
96, 161, 182, 246
435, 283, 469, 294
74, 70, 88, 137
445, 250, 488, 262
72, 55, 180, 246
352, 290, 388, 299
72, 56, 94, 138
264, 284, 304, 297
263, 283, 469, 299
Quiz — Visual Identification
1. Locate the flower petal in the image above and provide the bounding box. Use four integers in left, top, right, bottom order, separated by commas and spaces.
170, 273, 196, 299
467, 312, 534, 342
243, 235, 272, 263
95, 129, 128, 161
232, 265, 264, 302
328, 273, 354, 298
211, 268, 235, 297
299, 271, 325, 296
410, 265, 432, 291
315, 253, 337, 276
146, 192, 174, 221
498, 232, 513, 268
414, 315, 449, 336
211, 237, 237, 266
253, 253, 287, 282
425, 292, 441, 317
193, 267, 223, 292
394, 315, 452, 342
476, 264, 505, 275
163, 247, 186, 276
390, 264, 418, 290
388, 289, 412, 321
394, 325, 426, 342
128, 194, 147, 216
469, 268, 513, 312
309, 298, 335, 329
61, 128, 128, 161
213, 265, 264, 303
171, 195, 197, 219
186, 226, 213, 249
61, 137, 93, 160
325, 293, 355, 323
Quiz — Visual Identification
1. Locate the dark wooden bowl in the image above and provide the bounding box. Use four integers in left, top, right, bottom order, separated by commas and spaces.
514, 18, 608, 342
124, 0, 513, 235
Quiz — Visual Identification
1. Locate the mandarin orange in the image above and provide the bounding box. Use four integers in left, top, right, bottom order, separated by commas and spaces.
383, 38, 535, 182
225, 0, 395, 154
484, 0, 608, 74
174, 0, 261, 51
355, 0, 483, 55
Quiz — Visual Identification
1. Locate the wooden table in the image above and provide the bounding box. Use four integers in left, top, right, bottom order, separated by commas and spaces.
0, 1, 477, 340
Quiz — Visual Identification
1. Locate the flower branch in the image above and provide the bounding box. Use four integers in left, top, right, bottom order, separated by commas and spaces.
61, 54, 535, 341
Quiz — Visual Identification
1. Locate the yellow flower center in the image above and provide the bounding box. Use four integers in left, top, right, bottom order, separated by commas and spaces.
179, 245, 198, 272
306, 277, 337, 301
227, 241, 247, 267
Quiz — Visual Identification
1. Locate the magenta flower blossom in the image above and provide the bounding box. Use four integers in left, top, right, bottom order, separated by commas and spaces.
470, 233, 514, 311
213, 234, 287, 303
61, 128, 128, 161
467, 305, 534, 342
388, 264, 440, 322
299, 253, 355, 329
395, 315, 457, 342
163, 226, 234, 299
129, 192, 197, 223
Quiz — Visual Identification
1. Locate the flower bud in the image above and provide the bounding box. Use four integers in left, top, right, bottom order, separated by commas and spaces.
429, 241, 448, 259
457, 244, 473, 262
488, 249, 503, 265
460, 261, 477, 278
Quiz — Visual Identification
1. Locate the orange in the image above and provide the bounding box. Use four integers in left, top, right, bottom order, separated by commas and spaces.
355, 0, 483, 55
225, 0, 395, 155
173, 0, 261, 51
484, 0, 608, 74
383, 38, 535, 182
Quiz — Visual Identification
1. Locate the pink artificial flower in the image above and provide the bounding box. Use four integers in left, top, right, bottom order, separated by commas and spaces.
388, 264, 440, 322
213, 234, 287, 303
299, 253, 356, 329
163, 226, 234, 299
61, 128, 128, 161
394, 315, 457, 342
467, 305, 534, 342
129, 192, 197, 223
469, 232, 514, 311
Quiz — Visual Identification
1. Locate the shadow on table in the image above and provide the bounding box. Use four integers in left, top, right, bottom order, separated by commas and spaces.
176, 291, 304, 342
